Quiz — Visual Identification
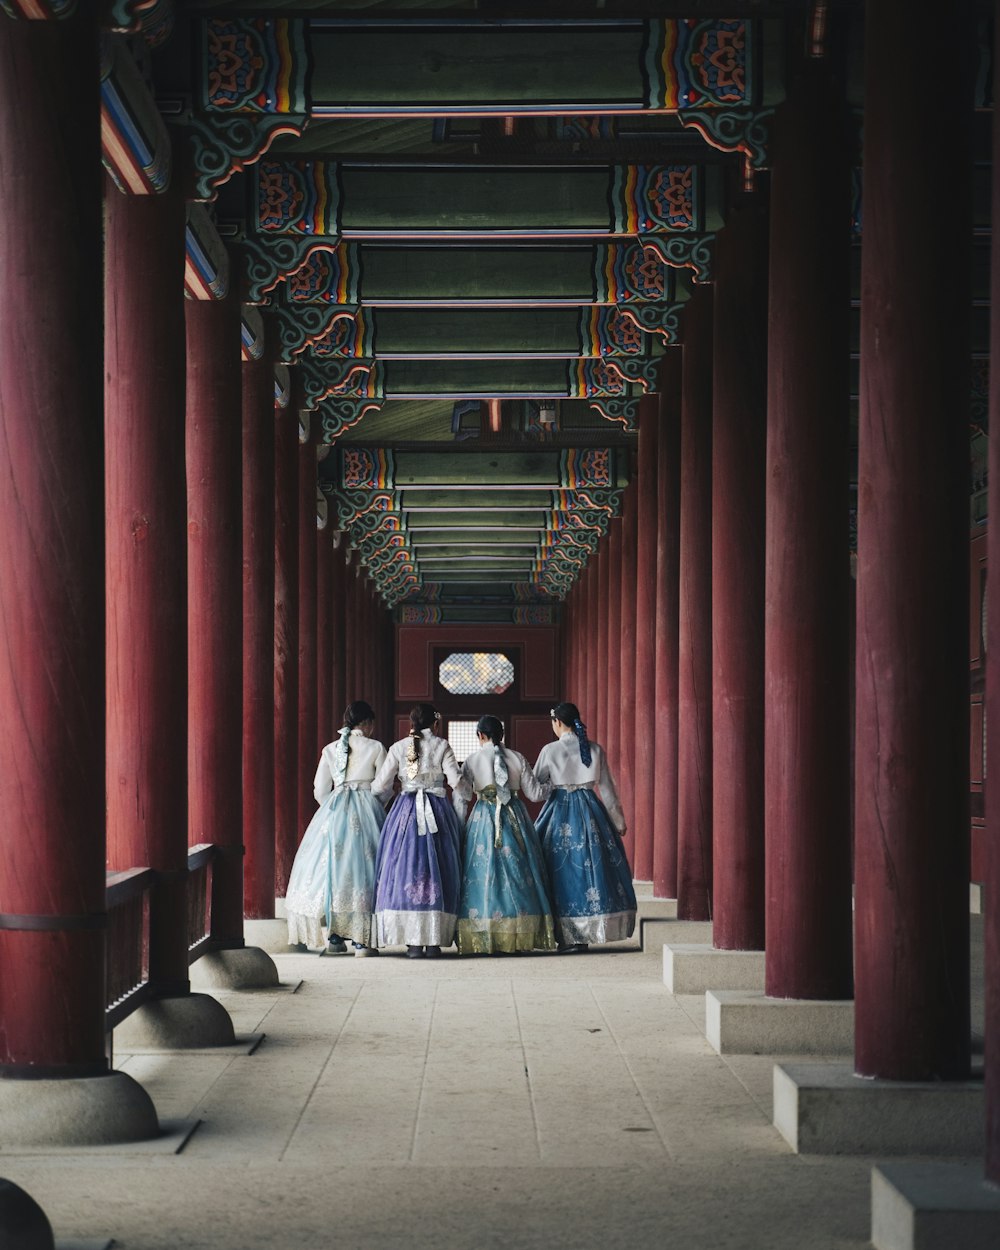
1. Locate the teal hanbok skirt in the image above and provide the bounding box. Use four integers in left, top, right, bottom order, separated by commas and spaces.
534, 786, 637, 945
456, 789, 557, 955
285, 783, 385, 948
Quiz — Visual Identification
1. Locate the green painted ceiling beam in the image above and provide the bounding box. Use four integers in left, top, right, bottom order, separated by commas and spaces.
255, 161, 721, 239
200, 17, 761, 115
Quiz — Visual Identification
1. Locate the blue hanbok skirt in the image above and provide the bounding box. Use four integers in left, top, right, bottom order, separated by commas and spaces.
456, 791, 557, 955
534, 786, 637, 945
285, 783, 385, 948
373, 791, 462, 947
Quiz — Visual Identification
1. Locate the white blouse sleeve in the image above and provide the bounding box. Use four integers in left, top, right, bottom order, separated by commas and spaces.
371, 743, 399, 805
440, 740, 462, 791
596, 746, 626, 834
371, 742, 393, 806
533, 743, 552, 788
313, 749, 334, 806
517, 752, 550, 804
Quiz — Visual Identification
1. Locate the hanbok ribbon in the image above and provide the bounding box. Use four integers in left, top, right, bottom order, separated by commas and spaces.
491, 746, 512, 849
332, 725, 351, 787
413, 787, 439, 837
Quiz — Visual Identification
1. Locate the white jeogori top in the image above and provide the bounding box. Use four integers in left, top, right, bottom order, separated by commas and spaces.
313, 729, 390, 805
457, 744, 549, 802
533, 731, 627, 833
373, 728, 463, 797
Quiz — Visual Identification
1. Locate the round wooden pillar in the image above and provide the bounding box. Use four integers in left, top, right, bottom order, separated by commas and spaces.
854, 1, 972, 1078
677, 286, 714, 921
0, 12, 106, 1070
297, 427, 319, 836
652, 350, 682, 900
596, 541, 610, 738
605, 518, 623, 776
764, 64, 853, 1001
329, 538, 348, 734
618, 477, 639, 865
105, 181, 190, 994
711, 198, 769, 951
987, 1, 1000, 1184
186, 293, 244, 945
633, 398, 659, 882
241, 334, 276, 920
317, 528, 334, 754
273, 409, 299, 898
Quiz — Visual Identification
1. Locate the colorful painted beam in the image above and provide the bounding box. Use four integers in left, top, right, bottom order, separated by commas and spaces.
199, 17, 756, 117
277, 305, 668, 359
255, 160, 719, 241
100, 34, 171, 195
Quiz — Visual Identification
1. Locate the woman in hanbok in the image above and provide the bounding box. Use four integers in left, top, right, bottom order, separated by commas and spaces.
285, 701, 391, 956
371, 704, 464, 959
453, 715, 557, 955
533, 701, 637, 952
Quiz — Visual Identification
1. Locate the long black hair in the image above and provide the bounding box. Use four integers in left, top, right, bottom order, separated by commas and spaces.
551, 700, 591, 766
344, 700, 375, 729
476, 714, 504, 745
407, 702, 439, 770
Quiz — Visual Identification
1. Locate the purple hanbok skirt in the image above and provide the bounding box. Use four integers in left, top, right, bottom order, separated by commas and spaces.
373, 791, 463, 947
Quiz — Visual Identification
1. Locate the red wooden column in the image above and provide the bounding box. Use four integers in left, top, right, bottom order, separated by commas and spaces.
329, 538, 347, 731
618, 476, 639, 864
241, 330, 276, 920
605, 518, 623, 777
273, 407, 300, 898
0, 12, 106, 1075
987, 0, 1000, 1179
596, 541, 610, 736
186, 291, 244, 945
652, 349, 682, 900
105, 181, 191, 995
586, 555, 599, 720
711, 196, 769, 951
764, 62, 853, 1001
854, 1, 971, 1078
297, 424, 319, 834
316, 527, 334, 752
633, 397, 659, 882
677, 287, 714, 921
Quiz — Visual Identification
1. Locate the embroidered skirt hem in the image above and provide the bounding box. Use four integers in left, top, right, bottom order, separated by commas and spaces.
456, 914, 557, 955
376, 909, 457, 947
556, 910, 636, 945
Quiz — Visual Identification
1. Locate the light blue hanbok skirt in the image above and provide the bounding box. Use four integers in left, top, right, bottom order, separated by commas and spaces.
456, 789, 557, 955
285, 783, 385, 948
534, 786, 637, 945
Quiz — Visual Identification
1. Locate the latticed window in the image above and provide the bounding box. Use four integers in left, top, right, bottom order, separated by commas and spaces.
438, 652, 514, 696
445, 720, 481, 764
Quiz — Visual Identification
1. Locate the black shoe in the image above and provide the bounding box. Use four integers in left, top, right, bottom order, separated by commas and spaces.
406, 945, 425, 959
424, 945, 442, 958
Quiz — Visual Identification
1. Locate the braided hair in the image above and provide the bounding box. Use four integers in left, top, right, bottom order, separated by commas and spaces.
333, 700, 376, 782
551, 700, 591, 767
406, 703, 438, 778
476, 714, 504, 745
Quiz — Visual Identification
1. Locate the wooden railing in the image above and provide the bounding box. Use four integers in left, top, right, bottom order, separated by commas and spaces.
104, 843, 219, 1030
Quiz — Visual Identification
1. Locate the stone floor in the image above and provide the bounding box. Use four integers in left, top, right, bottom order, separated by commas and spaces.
0, 930, 918, 1250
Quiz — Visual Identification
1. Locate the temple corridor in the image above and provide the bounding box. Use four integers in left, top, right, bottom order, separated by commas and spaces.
11, 900, 983, 1250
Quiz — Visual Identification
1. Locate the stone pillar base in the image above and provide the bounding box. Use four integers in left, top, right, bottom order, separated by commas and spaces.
706, 990, 854, 1055
189, 947, 280, 990
970, 883, 982, 914
274, 896, 287, 919
774, 1064, 984, 1155
872, 1162, 1000, 1250
0, 1071, 158, 1147
663, 944, 765, 994
113, 993, 235, 1051
244, 918, 300, 954
0, 1178, 53, 1250
642, 918, 712, 953
633, 880, 654, 898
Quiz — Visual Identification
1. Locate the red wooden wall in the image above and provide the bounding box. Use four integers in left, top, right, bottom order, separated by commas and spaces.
394, 623, 560, 770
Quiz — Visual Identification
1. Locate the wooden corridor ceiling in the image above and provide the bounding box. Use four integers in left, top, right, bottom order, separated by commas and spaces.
105, 0, 986, 621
